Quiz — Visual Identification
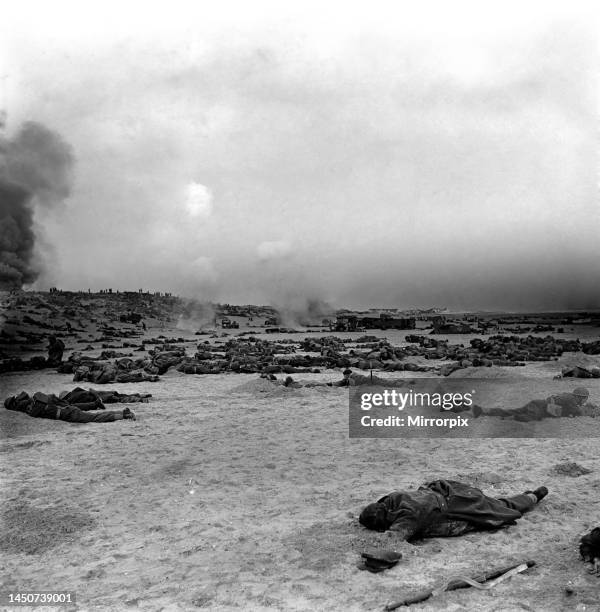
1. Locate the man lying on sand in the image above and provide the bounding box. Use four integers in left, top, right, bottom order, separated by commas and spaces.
263, 369, 424, 390
4, 391, 136, 423
346, 370, 428, 387
310, 368, 401, 388
555, 365, 600, 379
470, 387, 599, 421
327, 369, 356, 387
260, 370, 356, 388
359, 480, 548, 541
60, 387, 151, 404
259, 373, 303, 388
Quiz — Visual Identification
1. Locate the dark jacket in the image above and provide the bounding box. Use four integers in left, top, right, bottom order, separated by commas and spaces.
5, 392, 61, 418
547, 393, 582, 417
376, 480, 526, 540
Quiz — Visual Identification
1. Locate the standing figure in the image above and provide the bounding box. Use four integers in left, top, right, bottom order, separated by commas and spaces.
47, 335, 66, 367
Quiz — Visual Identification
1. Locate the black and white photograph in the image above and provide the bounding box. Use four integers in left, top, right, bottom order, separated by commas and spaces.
1, 1, 600, 610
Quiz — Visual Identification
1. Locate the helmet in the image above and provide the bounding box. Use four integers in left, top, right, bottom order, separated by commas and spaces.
573, 387, 589, 399
4, 396, 16, 410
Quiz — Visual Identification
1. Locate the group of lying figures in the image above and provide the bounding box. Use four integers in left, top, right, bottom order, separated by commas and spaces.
359, 480, 600, 576
3, 379, 600, 577
7, 331, 600, 383
265, 370, 600, 421
3, 384, 600, 576
4, 387, 149, 422
5, 371, 599, 425
1, 374, 355, 425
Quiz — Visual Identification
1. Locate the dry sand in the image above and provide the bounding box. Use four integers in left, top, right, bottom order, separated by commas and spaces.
2, 335, 600, 610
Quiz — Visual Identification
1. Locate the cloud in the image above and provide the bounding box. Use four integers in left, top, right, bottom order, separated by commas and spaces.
184, 182, 213, 218
257, 240, 292, 261
190, 255, 218, 283
6, 11, 598, 310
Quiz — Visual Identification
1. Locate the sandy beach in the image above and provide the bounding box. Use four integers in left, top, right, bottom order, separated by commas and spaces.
2, 315, 600, 611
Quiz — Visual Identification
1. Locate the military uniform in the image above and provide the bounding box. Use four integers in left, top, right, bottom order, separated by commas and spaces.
47, 337, 65, 366
5, 392, 125, 423
360, 480, 536, 540
483, 392, 585, 421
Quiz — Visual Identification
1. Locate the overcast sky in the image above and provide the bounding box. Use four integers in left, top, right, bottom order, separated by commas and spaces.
2, 0, 598, 310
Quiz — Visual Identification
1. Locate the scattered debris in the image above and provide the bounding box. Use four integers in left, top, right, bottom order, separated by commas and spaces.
0, 502, 96, 555
550, 462, 592, 477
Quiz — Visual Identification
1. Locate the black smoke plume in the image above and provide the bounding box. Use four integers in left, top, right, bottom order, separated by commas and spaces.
0, 121, 74, 289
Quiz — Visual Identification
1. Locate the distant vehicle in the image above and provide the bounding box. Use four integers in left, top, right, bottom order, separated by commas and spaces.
335, 314, 415, 332
430, 316, 475, 334
221, 317, 239, 329
264, 317, 279, 326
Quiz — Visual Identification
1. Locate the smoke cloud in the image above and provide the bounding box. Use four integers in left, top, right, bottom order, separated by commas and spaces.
0, 181, 34, 285
176, 299, 216, 331
255, 243, 336, 325
274, 296, 335, 327
0, 121, 74, 289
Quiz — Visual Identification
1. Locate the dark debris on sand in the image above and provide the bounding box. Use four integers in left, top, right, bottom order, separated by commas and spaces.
0, 501, 96, 555
550, 462, 592, 477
